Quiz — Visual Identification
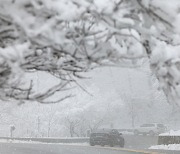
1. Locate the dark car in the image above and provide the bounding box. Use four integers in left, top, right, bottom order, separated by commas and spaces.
89, 129, 125, 147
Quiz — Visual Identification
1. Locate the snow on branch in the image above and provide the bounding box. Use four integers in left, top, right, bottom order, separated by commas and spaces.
0, 0, 180, 105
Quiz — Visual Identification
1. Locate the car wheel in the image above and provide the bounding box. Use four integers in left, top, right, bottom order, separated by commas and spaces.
120, 139, 124, 148
134, 130, 139, 135
149, 130, 155, 136
118, 136, 124, 148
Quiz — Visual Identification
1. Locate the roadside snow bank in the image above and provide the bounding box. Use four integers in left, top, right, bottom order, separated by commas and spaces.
159, 130, 180, 136
0, 139, 89, 146
0, 139, 40, 144
149, 144, 180, 150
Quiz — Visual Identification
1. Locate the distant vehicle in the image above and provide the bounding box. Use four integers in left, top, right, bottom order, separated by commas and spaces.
89, 129, 125, 147
134, 123, 167, 136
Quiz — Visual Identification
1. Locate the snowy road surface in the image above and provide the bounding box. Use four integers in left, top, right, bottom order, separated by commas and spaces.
0, 143, 156, 154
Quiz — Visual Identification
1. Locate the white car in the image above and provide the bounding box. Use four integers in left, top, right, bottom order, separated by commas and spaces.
134, 123, 167, 136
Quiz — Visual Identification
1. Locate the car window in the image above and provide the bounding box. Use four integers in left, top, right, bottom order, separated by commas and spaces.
91, 133, 104, 137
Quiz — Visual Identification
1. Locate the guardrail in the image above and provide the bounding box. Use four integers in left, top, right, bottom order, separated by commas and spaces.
0, 137, 89, 143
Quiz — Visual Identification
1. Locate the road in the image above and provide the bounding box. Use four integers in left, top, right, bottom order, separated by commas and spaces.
123, 135, 158, 149
0, 135, 179, 154
0, 143, 157, 154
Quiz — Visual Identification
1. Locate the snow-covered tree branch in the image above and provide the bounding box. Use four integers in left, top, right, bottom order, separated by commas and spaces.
1, 0, 180, 105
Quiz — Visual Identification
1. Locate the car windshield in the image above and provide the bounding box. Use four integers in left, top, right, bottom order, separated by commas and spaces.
1, 1, 180, 154
91, 133, 106, 137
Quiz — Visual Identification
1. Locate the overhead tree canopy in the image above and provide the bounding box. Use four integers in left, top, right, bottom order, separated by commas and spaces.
0, 0, 180, 105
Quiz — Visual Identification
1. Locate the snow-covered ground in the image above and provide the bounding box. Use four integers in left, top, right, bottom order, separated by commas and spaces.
149, 144, 180, 150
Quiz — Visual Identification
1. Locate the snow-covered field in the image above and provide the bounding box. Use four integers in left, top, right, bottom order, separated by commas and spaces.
149, 144, 180, 150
